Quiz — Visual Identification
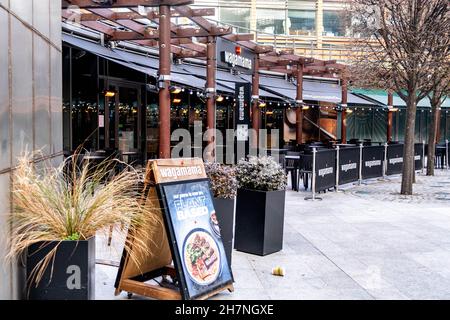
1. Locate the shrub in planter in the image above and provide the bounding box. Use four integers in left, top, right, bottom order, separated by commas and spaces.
234, 156, 287, 256
204, 162, 238, 267
8, 152, 159, 300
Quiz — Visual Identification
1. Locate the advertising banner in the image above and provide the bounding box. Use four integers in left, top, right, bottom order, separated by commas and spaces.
314, 149, 337, 192
362, 146, 385, 179
414, 143, 424, 171
159, 179, 234, 300
338, 147, 360, 185
386, 144, 404, 175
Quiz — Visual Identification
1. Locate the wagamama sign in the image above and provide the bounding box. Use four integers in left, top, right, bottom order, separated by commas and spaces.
222, 51, 252, 70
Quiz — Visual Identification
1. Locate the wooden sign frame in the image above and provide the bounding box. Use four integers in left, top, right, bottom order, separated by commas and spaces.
114, 158, 234, 300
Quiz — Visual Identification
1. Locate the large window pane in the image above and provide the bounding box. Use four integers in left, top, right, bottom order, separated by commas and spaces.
288, 10, 315, 35
323, 10, 346, 37
219, 7, 250, 31
256, 9, 285, 34
71, 49, 98, 150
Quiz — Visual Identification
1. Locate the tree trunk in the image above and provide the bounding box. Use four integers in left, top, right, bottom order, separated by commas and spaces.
426, 101, 441, 176
401, 95, 417, 195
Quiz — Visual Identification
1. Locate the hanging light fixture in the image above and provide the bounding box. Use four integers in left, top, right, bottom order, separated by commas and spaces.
169, 86, 182, 94
103, 90, 116, 97
216, 95, 224, 102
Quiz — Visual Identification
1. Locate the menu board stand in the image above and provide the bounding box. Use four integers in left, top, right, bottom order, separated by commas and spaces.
114, 158, 234, 300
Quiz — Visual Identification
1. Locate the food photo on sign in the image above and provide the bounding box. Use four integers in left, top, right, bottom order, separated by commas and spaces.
159, 179, 234, 300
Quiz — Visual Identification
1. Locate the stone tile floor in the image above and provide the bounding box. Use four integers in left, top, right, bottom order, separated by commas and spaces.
96, 170, 450, 300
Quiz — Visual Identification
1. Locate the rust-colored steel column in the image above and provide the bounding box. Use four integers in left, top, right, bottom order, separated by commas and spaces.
296, 64, 304, 144
340, 77, 348, 143
387, 91, 394, 143
251, 55, 260, 148
205, 35, 217, 161
158, 5, 171, 159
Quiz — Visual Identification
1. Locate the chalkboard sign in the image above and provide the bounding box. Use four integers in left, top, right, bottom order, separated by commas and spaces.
158, 179, 234, 300
115, 158, 234, 300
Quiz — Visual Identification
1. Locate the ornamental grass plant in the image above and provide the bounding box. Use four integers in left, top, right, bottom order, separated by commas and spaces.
7, 151, 161, 287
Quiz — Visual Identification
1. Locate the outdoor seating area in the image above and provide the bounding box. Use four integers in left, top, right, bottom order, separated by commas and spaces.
1, 0, 450, 311
273, 142, 449, 193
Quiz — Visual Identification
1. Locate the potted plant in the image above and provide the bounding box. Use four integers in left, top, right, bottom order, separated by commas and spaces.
204, 162, 238, 268
234, 156, 287, 256
7, 152, 158, 300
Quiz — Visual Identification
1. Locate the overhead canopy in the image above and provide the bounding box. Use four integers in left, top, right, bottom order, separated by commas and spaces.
351, 88, 450, 108
63, 33, 205, 90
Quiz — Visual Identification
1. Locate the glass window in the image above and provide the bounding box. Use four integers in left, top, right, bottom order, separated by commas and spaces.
256, 9, 285, 35
71, 48, 98, 151
219, 7, 251, 31
62, 46, 71, 151
323, 10, 346, 37
288, 10, 315, 35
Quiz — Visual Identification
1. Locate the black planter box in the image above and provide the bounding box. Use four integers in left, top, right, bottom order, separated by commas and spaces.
234, 189, 285, 256
213, 197, 235, 268
25, 237, 95, 300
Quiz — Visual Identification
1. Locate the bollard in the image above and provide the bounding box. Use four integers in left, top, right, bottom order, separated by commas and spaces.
358, 144, 363, 185
422, 140, 425, 174
305, 147, 322, 201
382, 142, 388, 180
446, 139, 449, 170
335, 146, 340, 192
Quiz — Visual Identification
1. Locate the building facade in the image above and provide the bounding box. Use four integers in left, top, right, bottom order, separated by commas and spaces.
192, 0, 352, 62
0, 0, 62, 299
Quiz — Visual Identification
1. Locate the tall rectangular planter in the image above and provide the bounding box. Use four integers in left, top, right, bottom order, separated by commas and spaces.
25, 237, 96, 300
234, 189, 285, 256
213, 197, 235, 268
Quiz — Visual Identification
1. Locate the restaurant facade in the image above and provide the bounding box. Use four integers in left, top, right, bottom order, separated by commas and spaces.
62, 22, 450, 163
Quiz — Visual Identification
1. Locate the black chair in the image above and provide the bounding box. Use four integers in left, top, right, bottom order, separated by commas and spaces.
285, 151, 300, 191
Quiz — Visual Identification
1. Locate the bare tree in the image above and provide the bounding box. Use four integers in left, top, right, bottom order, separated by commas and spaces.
349, 0, 450, 195
427, 71, 449, 176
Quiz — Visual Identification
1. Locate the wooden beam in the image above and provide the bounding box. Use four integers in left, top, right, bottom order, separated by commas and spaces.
174, 26, 231, 38
223, 33, 254, 42
63, 0, 194, 9
147, 7, 215, 19
79, 11, 144, 21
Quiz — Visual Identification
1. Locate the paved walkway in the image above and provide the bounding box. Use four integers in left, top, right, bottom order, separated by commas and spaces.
96, 170, 450, 300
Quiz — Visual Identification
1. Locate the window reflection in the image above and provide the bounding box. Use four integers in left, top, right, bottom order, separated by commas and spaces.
288, 10, 315, 35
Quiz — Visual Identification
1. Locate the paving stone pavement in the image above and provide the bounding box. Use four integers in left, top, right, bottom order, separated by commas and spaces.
96, 170, 450, 300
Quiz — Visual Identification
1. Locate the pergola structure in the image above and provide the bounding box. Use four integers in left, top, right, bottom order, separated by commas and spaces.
62, 0, 353, 155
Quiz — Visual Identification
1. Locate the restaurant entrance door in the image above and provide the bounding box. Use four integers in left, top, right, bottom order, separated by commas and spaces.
105, 82, 142, 163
